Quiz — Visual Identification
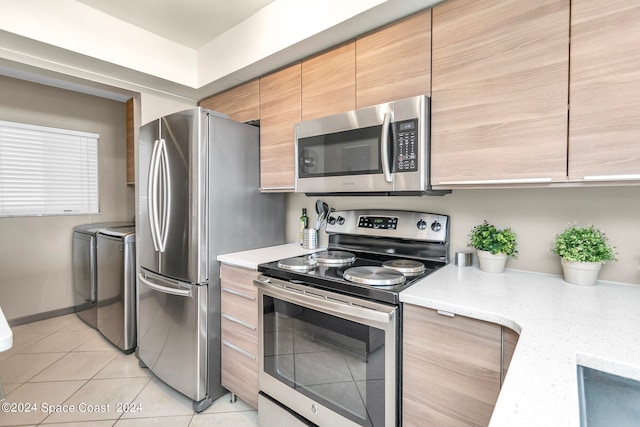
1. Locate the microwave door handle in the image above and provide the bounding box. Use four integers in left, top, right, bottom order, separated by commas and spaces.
380, 112, 393, 183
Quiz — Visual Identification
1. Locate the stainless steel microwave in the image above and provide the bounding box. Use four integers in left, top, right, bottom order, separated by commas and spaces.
295, 95, 447, 196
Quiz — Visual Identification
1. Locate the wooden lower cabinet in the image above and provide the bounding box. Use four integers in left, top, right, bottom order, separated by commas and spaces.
501, 326, 519, 385
403, 304, 502, 427
220, 264, 259, 408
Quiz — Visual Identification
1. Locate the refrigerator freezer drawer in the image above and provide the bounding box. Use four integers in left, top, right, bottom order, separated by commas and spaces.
137, 270, 208, 402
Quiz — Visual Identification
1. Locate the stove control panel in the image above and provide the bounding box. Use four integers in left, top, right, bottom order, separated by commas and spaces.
326, 209, 449, 243
358, 215, 398, 230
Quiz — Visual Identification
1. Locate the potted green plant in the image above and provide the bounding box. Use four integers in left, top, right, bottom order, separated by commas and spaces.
468, 221, 518, 273
551, 224, 616, 286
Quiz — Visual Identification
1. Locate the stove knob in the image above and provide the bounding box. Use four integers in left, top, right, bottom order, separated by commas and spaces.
328, 216, 336, 225
431, 221, 442, 232
337, 216, 345, 225
417, 219, 427, 230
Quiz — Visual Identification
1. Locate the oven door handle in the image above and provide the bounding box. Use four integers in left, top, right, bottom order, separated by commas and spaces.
254, 278, 395, 328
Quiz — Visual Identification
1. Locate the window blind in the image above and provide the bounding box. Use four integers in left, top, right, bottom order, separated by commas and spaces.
0, 120, 99, 217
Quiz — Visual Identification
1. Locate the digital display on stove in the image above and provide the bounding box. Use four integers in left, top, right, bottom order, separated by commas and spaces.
358, 215, 398, 229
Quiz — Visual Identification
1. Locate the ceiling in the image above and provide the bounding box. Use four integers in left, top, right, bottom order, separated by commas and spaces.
0, 0, 442, 103
76, 0, 277, 49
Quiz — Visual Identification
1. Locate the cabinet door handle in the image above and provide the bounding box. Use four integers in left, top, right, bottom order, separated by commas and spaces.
223, 340, 257, 360
259, 186, 295, 192
437, 310, 455, 317
222, 287, 256, 301
222, 314, 257, 331
583, 174, 640, 181
438, 177, 553, 185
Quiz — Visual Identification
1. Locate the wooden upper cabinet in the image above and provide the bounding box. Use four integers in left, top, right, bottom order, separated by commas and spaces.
126, 98, 134, 186
199, 79, 260, 123
301, 42, 356, 121
403, 305, 502, 426
259, 64, 301, 191
356, 9, 431, 108
569, 0, 640, 182
430, 0, 570, 187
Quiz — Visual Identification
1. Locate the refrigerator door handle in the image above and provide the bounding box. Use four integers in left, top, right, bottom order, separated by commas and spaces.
158, 138, 171, 252
138, 273, 192, 297
148, 139, 162, 252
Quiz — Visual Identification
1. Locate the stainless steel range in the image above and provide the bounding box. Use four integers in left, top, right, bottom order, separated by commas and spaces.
255, 209, 449, 427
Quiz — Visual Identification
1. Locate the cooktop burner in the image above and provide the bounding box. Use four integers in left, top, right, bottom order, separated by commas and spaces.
382, 259, 426, 277
258, 209, 450, 304
313, 250, 356, 266
277, 256, 317, 272
343, 266, 406, 286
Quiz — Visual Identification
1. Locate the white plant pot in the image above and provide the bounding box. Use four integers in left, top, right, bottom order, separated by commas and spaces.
477, 250, 508, 273
560, 259, 602, 286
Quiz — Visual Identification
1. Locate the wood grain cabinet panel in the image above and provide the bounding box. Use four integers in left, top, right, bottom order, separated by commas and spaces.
126, 98, 134, 186
199, 79, 260, 124
403, 304, 502, 427
568, 0, 640, 181
356, 9, 431, 108
222, 338, 258, 409
220, 264, 260, 408
259, 64, 301, 191
430, 0, 570, 187
501, 326, 519, 385
301, 42, 356, 121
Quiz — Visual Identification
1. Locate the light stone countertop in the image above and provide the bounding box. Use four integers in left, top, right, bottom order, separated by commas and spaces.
400, 264, 640, 426
216, 243, 324, 270
0, 307, 12, 352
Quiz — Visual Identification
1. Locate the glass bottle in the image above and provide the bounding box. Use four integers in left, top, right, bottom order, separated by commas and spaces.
299, 208, 308, 245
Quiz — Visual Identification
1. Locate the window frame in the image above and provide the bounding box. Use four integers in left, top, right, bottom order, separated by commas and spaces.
0, 120, 100, 217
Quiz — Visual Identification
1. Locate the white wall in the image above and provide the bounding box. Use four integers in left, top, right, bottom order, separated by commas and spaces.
0, 0, 196, 87
0, 0, 443, 100
287, 186, 640, 285
139, 92, 195, 125
0, 76, 134, 321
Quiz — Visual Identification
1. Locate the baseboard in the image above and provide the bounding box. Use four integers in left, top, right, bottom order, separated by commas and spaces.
8, 306, 76, 327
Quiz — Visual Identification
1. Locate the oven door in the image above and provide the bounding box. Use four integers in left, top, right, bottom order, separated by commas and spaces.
255, 276, 398, 427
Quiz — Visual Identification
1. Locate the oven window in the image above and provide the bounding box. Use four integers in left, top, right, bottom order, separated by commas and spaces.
297, 125, 383, 178
262, 295, 386, 426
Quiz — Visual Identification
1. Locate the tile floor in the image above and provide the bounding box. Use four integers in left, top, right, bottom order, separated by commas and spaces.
0, 314, 258, 426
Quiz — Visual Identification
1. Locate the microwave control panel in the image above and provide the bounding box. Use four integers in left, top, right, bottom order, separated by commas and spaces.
393, 119, 418, 172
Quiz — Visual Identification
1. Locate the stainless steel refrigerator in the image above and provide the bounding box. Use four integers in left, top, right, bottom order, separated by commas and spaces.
136, 108, 285, 412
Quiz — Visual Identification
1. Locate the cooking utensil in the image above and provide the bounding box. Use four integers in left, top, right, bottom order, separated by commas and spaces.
318, 202, 331, 230
315, 199, 324, 229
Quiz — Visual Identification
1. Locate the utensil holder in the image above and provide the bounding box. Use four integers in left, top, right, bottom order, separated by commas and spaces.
303, 228, 318, 249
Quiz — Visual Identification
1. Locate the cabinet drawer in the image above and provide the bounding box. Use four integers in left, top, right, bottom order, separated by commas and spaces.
220, 264, 258, 297
222, 336, 259, 408
222, 315, 258, 355
221, 290, 258, 327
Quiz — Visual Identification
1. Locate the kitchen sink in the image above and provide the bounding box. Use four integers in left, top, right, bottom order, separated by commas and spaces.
577, 365, 640, 426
